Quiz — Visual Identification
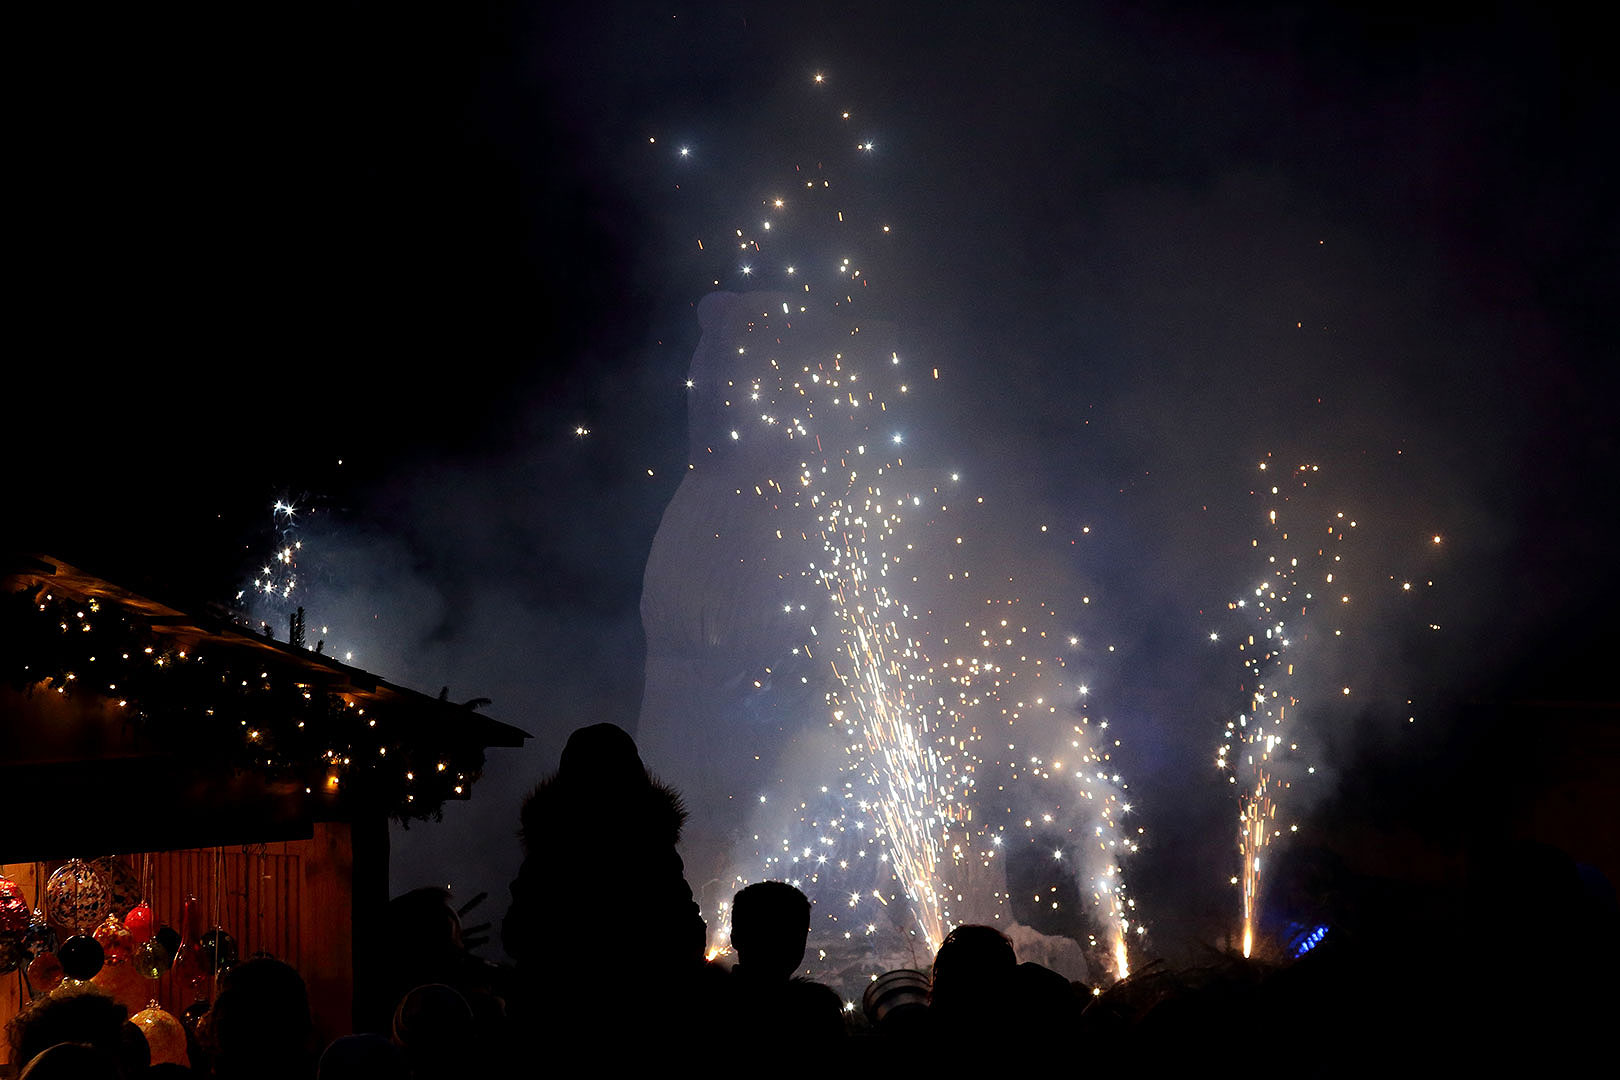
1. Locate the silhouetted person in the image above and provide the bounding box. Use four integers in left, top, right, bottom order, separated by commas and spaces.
727, 882, 846, 1050
378, 887, 508, 1049
316, 1034, 409, 1080
383, 887, 466, 996
6, 986, 131, 1075
862, 968, 932, 1060
501, 723, 708, 1055
206, 957, 314, 1080
731, 881, 811, 981
928, 925, 1081, 1068
18, 1041, 123, 1079
929, 924, 1017, 1024
392, 983, 475, 1079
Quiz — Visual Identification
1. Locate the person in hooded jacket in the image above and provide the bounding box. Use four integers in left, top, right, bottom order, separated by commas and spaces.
501, 723, 709, 1058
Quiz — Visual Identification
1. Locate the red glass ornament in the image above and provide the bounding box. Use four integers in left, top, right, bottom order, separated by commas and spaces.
27, 951, 64, 996
125, 901, 155, 944
94, 912, 134, 965
171, 895, 209, 1001
0, 875, 29, 933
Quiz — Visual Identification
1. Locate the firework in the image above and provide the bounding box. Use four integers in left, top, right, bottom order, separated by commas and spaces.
237, 498, 355, 663
644, 72, 1140, 984
1217, 460, 1350, 957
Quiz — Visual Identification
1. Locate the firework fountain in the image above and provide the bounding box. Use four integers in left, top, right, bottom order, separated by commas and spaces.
635, 72, 1138, 990
1216, 459, 1408, 958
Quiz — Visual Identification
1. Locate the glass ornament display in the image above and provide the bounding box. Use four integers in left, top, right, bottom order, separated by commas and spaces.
133, 938, 172, 980
87, 857, 142, 917
0, 878, 30, 973
132, 1001, 191, 1067
199, 927, 239, 976
172, 895, 209, 1000
181, 999, 211, 1038
92, 954, 149, 1013
124, 900, 155, 943
57, 933, 106, 980
94, 912, 134, 965
25, 908, 56, 958
44, 859, 111, 933
26, 950, 64, 996
0, 933, 24, 975
0, 874, 29, 933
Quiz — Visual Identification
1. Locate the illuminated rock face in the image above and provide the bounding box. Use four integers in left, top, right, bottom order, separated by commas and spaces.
636, 290, 906, 915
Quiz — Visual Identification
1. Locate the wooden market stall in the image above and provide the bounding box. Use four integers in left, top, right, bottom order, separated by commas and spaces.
1, 553, 528, 1068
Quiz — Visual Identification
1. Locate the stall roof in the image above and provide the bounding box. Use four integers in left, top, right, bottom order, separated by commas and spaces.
2, 553, 529, 858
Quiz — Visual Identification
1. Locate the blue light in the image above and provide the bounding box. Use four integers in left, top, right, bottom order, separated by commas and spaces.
1292, 924, 1330, 958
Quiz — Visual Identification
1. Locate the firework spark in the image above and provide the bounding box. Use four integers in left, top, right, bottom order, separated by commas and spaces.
1217, 460, 1352, 958
648, 73, 1140, 982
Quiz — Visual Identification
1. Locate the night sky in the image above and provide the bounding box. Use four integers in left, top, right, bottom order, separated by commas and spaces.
12, 1, 1615, 969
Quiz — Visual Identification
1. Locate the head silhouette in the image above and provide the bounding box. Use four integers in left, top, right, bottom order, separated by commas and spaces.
930, 924, 1016, 1018
557, 723, 645, 787
730, 881, 811, 982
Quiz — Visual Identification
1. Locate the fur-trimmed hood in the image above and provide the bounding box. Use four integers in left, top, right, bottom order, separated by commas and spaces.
517, 768, 689, 854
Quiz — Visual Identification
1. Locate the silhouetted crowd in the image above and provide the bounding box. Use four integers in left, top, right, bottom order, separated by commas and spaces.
9, 723, 1613, 1076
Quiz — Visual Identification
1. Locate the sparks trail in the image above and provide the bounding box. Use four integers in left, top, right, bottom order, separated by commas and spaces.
1217, 459, 1366, 957
236, 495, 357, 664
651, 72, 1139, 981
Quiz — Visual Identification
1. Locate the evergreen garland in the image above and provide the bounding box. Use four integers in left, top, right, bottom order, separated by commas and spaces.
3, 586, 488, 822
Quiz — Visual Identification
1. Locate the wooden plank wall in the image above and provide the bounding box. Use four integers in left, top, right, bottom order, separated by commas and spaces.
2, 822, 352, 1071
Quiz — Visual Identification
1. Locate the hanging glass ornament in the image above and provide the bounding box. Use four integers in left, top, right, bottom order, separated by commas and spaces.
198, 926, 239, 976
172, 895, 209, 1000
181, 999, 211, 1039
0, 877, 28, 973
24, 908, 55, 958
124, 900, 155, 944
26, 950, 64, 996
93, 953, 149, 1013
132, 1001, 190, 1068
57, 933, 105, 980
0, 874, 29, 933
0, 934, 24, 975
87, 857, 141, 917
133, 938, 171, 980
44, 859, 111, 933
94, 912, 134, 965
